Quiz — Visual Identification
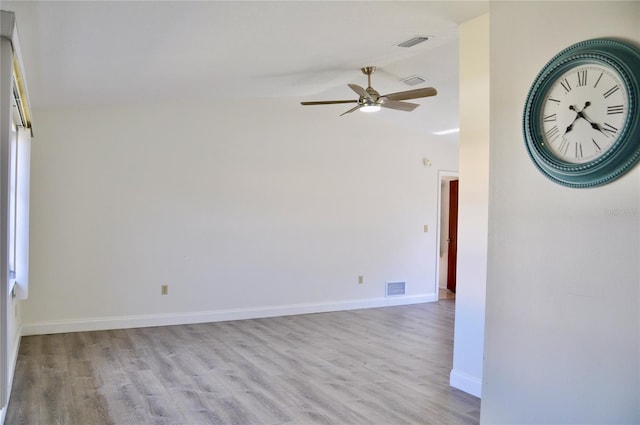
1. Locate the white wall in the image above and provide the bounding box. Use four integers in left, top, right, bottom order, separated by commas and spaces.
450, 13, 489, 398
23, 98, 458, 333
482, 2, 640, 423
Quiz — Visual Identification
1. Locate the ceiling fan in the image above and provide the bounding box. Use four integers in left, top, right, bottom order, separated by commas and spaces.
301, 66, 437, 116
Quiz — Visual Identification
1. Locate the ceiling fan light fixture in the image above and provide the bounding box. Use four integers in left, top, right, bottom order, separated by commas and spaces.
360, 104, 381, 112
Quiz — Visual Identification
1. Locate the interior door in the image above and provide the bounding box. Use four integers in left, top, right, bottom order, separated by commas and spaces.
447, 179, 459, 293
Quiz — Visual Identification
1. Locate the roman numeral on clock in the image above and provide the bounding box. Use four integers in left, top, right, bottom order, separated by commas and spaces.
545, 125, 560, 142
560, 78, 572, 93
592, 138, 602, 152
575, 142, 583, 159
607, 105, 624, 115
558, 137, 570, 155
593, 72, 604, 88
602, 123, 618, 136
543, 114, 557, 122
603, 85, 620, 99
576, 70, 587, 87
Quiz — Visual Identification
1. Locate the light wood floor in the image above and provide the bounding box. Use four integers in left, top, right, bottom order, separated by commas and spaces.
7, 300, 480, 424
438, 288, 456, 300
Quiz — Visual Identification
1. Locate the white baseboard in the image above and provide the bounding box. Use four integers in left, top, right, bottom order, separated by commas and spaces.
7, 325, 20, 396
22, 293, 436, 336
450, 368, 482, 398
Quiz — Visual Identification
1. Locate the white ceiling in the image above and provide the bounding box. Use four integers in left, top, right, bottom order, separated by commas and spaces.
4, 1, 488, 135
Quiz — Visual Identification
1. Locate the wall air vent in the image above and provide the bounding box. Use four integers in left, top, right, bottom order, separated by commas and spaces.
401, 75, 426, 87
396, 36, 429, 48
386, 281, 406, 297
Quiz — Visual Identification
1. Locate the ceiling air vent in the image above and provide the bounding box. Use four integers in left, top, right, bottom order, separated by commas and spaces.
386, 281, 406, 297
401, 75, 426, 87
396, 36, 429, 48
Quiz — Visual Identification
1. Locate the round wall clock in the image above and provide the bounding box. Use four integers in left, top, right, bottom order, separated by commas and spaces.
523, 38, 640, 187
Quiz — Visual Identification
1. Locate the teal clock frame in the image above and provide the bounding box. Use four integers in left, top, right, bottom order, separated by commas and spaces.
523, 38, 640, 188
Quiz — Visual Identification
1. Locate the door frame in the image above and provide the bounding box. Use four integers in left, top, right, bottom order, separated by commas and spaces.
0, 34, 11, 421
434, 170, 459, 298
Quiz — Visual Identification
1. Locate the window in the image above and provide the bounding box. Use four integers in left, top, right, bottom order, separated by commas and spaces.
8, 114, 17, 281
7, 78, 31, 299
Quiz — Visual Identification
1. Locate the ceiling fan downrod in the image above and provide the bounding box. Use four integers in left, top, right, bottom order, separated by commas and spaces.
361, 66, 376, 89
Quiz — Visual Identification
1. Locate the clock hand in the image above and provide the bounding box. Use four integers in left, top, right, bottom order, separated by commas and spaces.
564, 104, 582, 135
570, 102, 591, 113
564, 102, 593, 135
578, 110, 609, 137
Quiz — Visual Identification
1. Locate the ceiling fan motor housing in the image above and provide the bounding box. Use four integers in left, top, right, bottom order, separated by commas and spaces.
365, 87, 380, 99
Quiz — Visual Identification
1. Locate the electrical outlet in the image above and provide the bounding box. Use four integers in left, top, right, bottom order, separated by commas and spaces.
161, 284, 168, 295
424, 224, 429, 232
358, 275, 364, 285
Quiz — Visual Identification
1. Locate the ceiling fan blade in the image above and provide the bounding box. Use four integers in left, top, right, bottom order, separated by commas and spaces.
301, 100, 358, 105
382, 87, 437, 101
340, 105, 362, 116
348, 84, 372, 100
380, 99, 420, 112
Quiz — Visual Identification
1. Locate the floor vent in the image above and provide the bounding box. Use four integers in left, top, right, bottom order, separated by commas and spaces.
386, 281, 406, 297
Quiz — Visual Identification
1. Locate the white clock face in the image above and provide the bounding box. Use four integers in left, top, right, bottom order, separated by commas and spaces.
540, 63, 629, 164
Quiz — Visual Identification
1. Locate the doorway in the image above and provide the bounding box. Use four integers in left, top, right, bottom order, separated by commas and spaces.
436, 171, 459, 300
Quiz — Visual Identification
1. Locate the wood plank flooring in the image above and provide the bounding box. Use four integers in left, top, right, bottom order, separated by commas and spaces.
6, 300, 480, 424
438, 288, 456, 300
